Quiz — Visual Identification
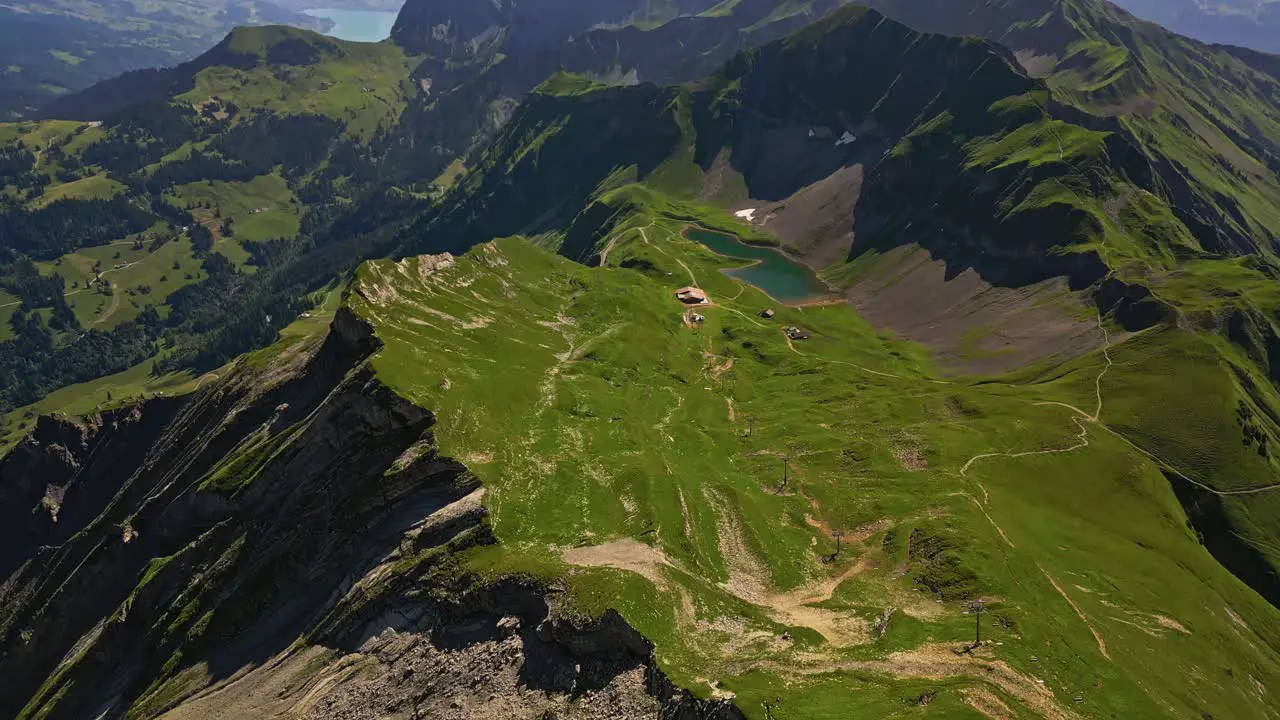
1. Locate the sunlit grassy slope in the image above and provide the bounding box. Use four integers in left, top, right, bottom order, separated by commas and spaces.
347, 193, 1280, 718
0, 26, 411, 356
0, 280, 344, 453
177, 26, 416, 141
34, 233, 207, 328
167, 173, 298, 241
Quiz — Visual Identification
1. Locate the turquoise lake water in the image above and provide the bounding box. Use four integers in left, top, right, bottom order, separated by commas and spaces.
304, 6, 402, 42
686, 228, 829, 303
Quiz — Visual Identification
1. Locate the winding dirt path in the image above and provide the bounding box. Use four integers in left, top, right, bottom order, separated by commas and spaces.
1104, 425, 1280, 497
193, 373, 221, 391
956, 315, 1116, 660
1041, 565, 1110, 659
91, 291, 121, 326
637, 225, 698, 287
598, 222, 650, 267
0, 261, 143, 310
961, 315, 1110, 477
780, 327, 949, 383
963, 314, 1280, 498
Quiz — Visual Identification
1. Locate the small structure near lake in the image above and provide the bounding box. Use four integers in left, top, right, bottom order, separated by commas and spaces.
760, 308, 775, 319
785, 326, 811, 340
675, 286, 708, 304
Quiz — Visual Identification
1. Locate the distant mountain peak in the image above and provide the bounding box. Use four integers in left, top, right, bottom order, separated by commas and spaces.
212, 24, 347, 67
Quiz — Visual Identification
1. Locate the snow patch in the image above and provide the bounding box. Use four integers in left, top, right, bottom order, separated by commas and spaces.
735, 208, 757, 222
835, 131, 857, 147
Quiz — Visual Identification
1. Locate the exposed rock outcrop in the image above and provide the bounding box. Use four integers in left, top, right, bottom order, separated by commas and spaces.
0, 311, 739, 720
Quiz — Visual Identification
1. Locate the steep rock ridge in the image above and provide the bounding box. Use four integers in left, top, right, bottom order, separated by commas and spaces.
0, 309, 737, 719
391, 0, 715, 57
416, 6, 1169, 289
0, 313, 415, 717
858, 0, 1280, 257
0, 401, 185, 579
383, 0, 850, 183
163, 579, 744, 720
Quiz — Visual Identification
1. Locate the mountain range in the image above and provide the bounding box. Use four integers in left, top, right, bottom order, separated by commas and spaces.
4, 0, 1280, 718
0, 0, 333, 119
1110, 0, 1280, 53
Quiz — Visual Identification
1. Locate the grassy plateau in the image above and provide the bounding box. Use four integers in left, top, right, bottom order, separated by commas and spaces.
344, 189, 1280, 718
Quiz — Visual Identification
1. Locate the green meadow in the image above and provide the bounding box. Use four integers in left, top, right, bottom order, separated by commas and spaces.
345, 194, 1280, 719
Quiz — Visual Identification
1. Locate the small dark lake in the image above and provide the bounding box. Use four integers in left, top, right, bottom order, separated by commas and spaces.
686, 228, 829, 303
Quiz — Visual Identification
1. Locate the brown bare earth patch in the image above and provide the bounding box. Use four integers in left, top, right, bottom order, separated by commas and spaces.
697, 148, 744, 204
962, 686, 1017, 719
1152, 614, 1190, 634
843, 246, 1103, 374
562, 539, 674, 590
1014, 49, 1058, 78
705, 489, 870, 646
1091, 96, 1158, 118
747, 164, 865, 268
893, 444, 929, 471
761, 643, 1075, 720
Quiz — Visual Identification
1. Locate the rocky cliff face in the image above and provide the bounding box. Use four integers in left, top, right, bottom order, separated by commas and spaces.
391, 0, 715, 58
0, 310, 735, 720
382, 0, 846, 184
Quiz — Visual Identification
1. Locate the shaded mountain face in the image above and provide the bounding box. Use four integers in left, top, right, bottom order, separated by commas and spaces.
0, 0, 329, 119
390, 0, 715, 56
417, 6, 1160, 287
380, 0, 851, 183
857, 0, 1280, 257
1109, 0, 1280, 53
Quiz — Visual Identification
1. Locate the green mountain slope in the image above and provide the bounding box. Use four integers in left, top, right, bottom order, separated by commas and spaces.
0, 0, 330, 120
405, 0, 1280, 618
859, 0, 1280, 257
1109, 0, 1280, 53
7, 4, 1280, 720
0, 26, 417, 422
8, 166, 1280, 718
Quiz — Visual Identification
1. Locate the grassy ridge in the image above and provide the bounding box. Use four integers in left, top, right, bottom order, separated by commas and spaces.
0, 0, 332, 118
177, 28, 416, 140
407, 7, 1280, 613
351, 187, 1280, 716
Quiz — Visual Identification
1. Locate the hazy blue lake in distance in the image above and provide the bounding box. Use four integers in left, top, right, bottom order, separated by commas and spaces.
304, 6, 402, 42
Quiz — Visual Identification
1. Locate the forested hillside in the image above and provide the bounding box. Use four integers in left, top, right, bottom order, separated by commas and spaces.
0, 26, 416, 418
